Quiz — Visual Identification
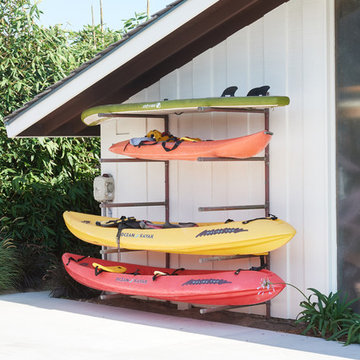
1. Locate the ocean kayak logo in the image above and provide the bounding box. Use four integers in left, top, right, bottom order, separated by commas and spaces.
120, 232, 154, 239
116, 277, 147, 284
195, 227, 248, 238
142, 102, 161, 109
182, 279, 231, 286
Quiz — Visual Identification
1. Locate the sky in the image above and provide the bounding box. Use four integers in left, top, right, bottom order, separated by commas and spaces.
37, 0, 170, 30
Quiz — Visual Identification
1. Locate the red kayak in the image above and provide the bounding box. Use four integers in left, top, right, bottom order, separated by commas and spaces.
63, 253, 285, 306
109, 130, 272, 160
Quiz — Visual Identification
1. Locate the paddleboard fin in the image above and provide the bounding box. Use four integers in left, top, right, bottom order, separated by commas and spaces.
247, 85, 270, 96
221, 86, 238, 97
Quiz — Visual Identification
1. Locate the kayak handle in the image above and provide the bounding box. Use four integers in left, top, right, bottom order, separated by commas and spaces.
161, 139, 183, 152
242, 214, 277, 224
66, 255, 88, 266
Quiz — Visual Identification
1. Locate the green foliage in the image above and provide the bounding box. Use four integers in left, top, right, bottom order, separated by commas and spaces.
63, 24, 124, 67
0, 114, 101, 266
295, 287, 360, 344
328, 312, 360, 345
0, 0, 147, 291
122, 12, 148, 32
0, 0, 124, 116
0, 234, 21, 291
43, 258, 101, 299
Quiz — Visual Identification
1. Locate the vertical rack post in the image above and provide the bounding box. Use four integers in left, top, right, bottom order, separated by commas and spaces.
101, 206, 107, 261
264, 108, 271, 319
164, 115, 171, 268
264, 108, 270, 217
164, 115, 170, 222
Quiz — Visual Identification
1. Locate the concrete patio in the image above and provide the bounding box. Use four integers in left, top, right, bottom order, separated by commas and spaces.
0, 291, 359, 360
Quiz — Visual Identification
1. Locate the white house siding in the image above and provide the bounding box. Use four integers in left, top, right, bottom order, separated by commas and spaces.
100, 0, 335, 319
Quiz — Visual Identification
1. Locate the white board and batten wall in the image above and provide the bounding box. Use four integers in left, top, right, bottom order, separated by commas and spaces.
100, 0, 336, 319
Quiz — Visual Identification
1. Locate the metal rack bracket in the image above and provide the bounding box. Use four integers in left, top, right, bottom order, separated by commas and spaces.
199, 301, 268, 315
199, 254, 267, 263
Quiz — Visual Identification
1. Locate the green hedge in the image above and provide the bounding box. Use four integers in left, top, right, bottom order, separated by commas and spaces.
0, 0, 146, 291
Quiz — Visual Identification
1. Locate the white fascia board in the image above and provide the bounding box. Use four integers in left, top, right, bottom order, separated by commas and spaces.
6, 0, 219, 138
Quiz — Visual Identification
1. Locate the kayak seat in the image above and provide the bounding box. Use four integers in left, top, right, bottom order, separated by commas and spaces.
92, 263, 127, 276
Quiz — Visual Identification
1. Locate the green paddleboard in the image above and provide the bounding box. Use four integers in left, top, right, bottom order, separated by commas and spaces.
82, 96, 290, 126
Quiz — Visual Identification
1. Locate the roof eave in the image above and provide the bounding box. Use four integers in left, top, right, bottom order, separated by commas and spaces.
4, 0, 289, 138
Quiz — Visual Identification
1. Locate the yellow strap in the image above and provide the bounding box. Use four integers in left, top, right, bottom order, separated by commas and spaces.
146, 129, 201, 143
179, 136, 201, 142
92, 262, 127, 274
146, 130, 163, 141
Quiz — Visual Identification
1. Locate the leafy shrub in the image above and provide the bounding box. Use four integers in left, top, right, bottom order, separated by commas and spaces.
0, 137, 100, 240
0, 175, 101, 290
0, 0, 148, 292
295, 287, 360, 344
16, 242, 51, 290
0, 0, 124, 116
328, 312, 360, 345
43, 258, 101, 299
0, 235, 21, 291
122, 12, 148, 32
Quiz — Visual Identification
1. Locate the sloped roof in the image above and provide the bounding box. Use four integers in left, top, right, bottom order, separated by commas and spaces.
4, 0, 288, 138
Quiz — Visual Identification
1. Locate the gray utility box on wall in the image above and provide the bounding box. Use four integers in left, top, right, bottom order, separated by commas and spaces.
93, 174, 114, 202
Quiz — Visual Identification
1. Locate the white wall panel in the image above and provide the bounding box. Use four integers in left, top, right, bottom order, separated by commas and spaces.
302, 0, 331, 297
263, 2, 290, 319
100, 0, 335, 319
283, 0, 307, 319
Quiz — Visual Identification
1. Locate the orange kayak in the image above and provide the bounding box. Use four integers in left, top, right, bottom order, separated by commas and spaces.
63, 253, 286, 306
109, 130, 272, 160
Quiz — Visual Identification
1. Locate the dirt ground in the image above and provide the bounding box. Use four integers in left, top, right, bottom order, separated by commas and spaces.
90, 295, 308, 336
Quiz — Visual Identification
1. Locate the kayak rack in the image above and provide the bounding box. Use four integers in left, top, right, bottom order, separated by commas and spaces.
197, 107, 269, 114
200, 254, 270, 315
199, 254, 267, 263
197, 156, 265, 161
199, 301, 269, 315
99, 115, 171, 269
98, 114, 171, 227
99, 248, 140, 255
99, 107, 272, 319
197, 107, 271, 319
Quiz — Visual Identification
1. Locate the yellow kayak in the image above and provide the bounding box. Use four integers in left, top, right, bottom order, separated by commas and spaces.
63, 211, 296, 255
